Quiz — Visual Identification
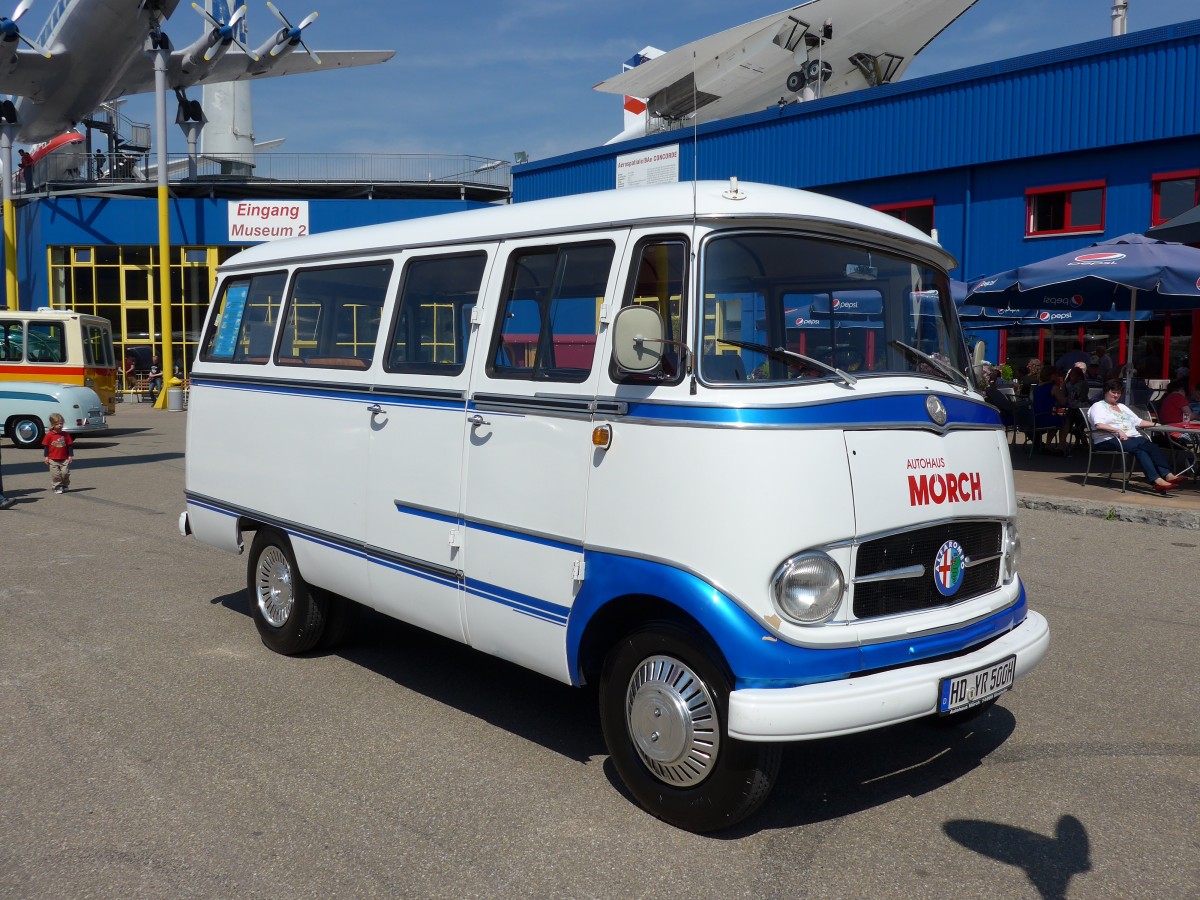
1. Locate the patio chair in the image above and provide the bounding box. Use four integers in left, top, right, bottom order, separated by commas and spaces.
1081, 410, 1135, 492
1023, 384, 1063, 457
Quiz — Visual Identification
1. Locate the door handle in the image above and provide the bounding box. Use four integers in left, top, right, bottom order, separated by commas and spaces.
468, 413, 490, 427
367, 403, 384, 415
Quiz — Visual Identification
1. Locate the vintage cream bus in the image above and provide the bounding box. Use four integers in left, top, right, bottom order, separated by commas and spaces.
181, 181, 1049, 832
0, 308, 118, 414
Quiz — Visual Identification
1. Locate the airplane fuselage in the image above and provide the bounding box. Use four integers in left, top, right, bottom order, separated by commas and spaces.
15, 0, 181, 142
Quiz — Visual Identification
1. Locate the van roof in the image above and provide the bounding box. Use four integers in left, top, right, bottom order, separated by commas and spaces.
222, 181, 956, 273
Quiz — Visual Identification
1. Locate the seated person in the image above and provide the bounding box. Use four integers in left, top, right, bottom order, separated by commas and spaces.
1063, 364, 1090, 406
1055, 341, 1091, 372
1088, 380, 1182, 492
1030, 366, 1068, 449
1158, 378, 1193, 426
1016, 357, 1042, 397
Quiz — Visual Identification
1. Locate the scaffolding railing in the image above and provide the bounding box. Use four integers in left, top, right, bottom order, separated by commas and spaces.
16, 152, 513, 194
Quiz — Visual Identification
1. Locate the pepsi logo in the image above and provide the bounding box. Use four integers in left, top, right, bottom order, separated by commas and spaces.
1072, 252, 1125, 263
1038, 311, 1050, 321
1072, 294, 1084, 307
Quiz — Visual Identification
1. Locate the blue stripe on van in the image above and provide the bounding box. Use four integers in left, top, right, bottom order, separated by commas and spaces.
191, 376, 999, 430
393, 502, 459, 525
567, 548, 1027, 689
189, 376, 464, 411
619, 393, 1000, 428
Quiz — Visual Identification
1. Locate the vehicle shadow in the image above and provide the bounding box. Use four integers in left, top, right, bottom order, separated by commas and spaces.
212, 598, 602, 764
211, 593, 1023, 828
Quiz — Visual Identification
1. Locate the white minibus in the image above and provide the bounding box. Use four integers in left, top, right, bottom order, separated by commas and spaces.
181, 181, 1048, 832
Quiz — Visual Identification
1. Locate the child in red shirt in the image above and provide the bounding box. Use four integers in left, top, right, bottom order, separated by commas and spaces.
42, 413, 74, 494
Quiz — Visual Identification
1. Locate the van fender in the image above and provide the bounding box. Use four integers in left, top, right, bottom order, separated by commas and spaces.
183, 496, 245, 554
567, 549, 863, 689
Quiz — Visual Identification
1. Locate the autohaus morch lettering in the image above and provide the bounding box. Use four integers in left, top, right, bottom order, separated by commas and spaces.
907, 456, 982, 506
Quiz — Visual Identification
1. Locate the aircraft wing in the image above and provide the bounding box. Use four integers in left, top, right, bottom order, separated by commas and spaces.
115, 50, 395, 96
0, 51, 69, 102
594, 7, 805, 97
596, 0, 979, 111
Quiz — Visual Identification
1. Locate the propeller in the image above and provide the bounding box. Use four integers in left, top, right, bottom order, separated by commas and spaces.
266, 1, 319, 64
0, 0, 51, 58
191, 2, 257, 62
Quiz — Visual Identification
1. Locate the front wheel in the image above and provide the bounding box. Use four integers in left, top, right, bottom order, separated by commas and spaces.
9, 415, 44, 449
599, 623, 780, 832
246, 528, 329, 655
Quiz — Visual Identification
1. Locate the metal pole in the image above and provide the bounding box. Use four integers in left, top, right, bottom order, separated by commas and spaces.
1124, 287, 1137, 404
1, 126, 18, 310
151, 40, 175, 408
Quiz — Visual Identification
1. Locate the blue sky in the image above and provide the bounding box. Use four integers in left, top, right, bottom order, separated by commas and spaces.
107, 0, 1198, 163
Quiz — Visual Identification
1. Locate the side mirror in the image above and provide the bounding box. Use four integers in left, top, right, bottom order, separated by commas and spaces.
971, 340, 987, 389
611, 305, 665, 374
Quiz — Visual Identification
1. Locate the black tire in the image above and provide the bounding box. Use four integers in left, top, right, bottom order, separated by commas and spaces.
9, 415, 44, 449
926, 697, 999, 728
785, 70, 805, 93
599, 622, 780, 833
313, 589, 359, 651
246, 528, 329, 655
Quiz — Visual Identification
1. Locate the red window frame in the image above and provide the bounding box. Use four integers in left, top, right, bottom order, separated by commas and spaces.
873, 200, 935, 235
1151, 169, 1200, 226
1025, 180, 1105, 237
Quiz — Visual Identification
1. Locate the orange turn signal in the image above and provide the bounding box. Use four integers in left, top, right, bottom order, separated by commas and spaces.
591, 424, 612, 449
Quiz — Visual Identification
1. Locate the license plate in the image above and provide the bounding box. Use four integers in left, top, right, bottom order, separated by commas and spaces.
938, 655, 1016, 715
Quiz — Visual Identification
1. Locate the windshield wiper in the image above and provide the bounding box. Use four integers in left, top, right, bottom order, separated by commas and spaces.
889, 340, 969, 388
707, 338, 857, 386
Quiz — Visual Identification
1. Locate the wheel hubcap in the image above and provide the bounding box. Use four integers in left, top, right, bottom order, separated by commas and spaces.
255, 545, 294, 628
626, 654, 720, 787
14, 420, 38, 443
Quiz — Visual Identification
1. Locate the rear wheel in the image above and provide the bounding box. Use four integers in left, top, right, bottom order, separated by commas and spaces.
246, 528, 329, 654
9, 415, 44, 449
599, 623, 780, 833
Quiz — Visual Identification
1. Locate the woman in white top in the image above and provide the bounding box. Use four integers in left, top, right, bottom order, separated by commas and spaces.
1088, 380, 1182, 492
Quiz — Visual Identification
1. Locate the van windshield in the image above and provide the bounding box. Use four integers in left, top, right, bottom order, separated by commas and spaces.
700, 232, 966, 385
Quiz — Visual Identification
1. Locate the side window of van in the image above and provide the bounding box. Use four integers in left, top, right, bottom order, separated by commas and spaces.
612, 237, 688, 384
0, 320, 21, 361
201, 270, 288, 363
385, 251, 487, 375
26, 323, 66, 363
276, 263, 393, 369
489, 241, 614, 382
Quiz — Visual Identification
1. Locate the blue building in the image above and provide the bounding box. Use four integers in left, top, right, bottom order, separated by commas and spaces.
513, 19, 1200, 384
4, 155, 507, 372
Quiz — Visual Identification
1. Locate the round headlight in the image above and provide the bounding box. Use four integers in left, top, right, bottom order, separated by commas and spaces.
771, 552, 845, 625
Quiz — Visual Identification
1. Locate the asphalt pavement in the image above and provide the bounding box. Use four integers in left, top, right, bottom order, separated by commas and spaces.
1, 403, 1196, 898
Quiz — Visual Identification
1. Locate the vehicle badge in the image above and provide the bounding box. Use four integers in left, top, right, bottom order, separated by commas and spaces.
926, 394, 947, 426
934, 540, 966, 597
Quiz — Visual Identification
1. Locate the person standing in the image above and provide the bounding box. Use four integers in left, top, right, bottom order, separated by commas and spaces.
148, 354, 163, 402
42, 413, 75, 494
17, 148, 34, 192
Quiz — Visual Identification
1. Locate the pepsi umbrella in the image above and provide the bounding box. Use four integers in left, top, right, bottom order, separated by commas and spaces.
969, 233, 1200, 397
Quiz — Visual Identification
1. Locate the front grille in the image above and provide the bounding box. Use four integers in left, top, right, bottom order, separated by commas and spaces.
853, 520, 1003, 619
